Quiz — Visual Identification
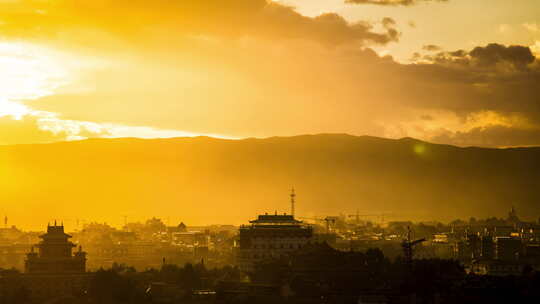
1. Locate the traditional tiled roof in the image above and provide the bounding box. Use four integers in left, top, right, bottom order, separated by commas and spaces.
249, 214, 302, 224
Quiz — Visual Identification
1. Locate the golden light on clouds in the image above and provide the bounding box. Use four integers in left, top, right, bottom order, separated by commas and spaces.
0, 41, 226, 144
0, 0, 537, 147
0, 99, 28, 118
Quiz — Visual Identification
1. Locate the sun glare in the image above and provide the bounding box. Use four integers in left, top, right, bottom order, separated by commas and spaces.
0, 41, 231, 142
0, 98, 30, 119
0, 42, 68, 104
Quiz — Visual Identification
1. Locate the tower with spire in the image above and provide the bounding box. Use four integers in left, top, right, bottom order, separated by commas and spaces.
290, 187, 296, 217
25, 222, 86, 274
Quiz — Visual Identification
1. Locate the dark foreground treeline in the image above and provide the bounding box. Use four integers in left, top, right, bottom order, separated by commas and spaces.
0, 263, 239, 304
1, 249, 540, 304
249, 246, 540, 304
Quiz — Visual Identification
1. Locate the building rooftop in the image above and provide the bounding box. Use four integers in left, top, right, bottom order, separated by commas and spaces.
39, 223, 72, 239
249, 213, 303, 225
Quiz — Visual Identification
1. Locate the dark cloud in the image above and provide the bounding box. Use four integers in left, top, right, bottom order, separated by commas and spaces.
407, 44, 539, 113
410, 52, 422, 61
470, 43, 536, 70
420, 115, 434, 121
422, 44, 536, 70
431, 125, 540, 148
449, 50, 467, 57
382, 17, 397, 28
345, 0, 448, 6
422, 44, 442, 52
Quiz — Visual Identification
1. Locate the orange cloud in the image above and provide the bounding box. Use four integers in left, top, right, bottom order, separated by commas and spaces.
0, 0, 398, 49
1, 1, 539, 147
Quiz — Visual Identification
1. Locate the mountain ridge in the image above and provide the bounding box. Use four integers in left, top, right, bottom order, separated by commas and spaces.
5, 133, 540, 150
1, 133, 539, 229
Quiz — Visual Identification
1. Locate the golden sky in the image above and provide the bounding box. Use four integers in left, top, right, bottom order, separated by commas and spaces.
0, 0, 539, 147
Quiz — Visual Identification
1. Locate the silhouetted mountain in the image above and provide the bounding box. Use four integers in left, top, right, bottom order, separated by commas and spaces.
1, 134, 539, 227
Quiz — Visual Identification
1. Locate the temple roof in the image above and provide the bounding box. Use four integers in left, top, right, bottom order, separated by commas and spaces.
39, 224, 72, 239
249, 214, 302, 224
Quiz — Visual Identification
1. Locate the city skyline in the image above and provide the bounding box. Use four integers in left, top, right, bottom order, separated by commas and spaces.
0, 203, 530, 232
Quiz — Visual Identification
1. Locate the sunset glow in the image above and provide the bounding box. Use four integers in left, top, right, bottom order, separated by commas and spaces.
0, 0, 538, 228
0, 0, 538, 146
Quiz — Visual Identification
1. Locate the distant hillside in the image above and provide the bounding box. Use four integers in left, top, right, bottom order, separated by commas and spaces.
1, 134, 539, 229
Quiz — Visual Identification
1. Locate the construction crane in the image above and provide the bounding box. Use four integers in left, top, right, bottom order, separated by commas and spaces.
347, 211, 392, 225
297, 216, 337, 233
59, 218, 86, 230
401, 226, 425, 265
324, 217, 337, 234
290, 187, 296, 217
297, 216, 325, 225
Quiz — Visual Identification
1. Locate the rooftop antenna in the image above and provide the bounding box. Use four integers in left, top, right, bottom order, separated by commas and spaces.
290, 187, 296, 217
4, 215, 7, 228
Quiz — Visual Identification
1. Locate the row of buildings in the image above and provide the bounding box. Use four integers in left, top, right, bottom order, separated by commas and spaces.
234, 207, 540, 276
1, 204, 540, 302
